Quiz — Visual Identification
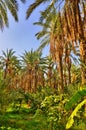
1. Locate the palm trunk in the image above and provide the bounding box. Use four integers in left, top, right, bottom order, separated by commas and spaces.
34, 68, 38, 93
48, 67, 52, 87
74, 0, 86, 85
80, 39, 86, 85
58, 55, 64, 93
28, 69, 32, 92
4, 63, 8, 79
68, 57, 71, 85
68, 66, 71, 84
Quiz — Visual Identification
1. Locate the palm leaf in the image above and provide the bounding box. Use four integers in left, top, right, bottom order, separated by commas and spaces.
26, 0, 47, 19
5, 0, 18, 21
20, 0, 26, 3
35, 30, 49, 40
65, 89, 86, 111
66, 99, 86, 129
37, 40, 49, 52
0, 1, 8, 27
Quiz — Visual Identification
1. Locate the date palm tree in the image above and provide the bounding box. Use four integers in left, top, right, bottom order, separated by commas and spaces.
63, 0, 86, 85
34, 7, 65, 92
21, 50, 44, 93
0, 48, 20, 90
44, 56, 58, 89
0, 48, 19, 78
27, 0, 86, 86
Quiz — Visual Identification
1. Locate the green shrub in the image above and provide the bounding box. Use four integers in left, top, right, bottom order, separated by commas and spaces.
41, 94, 68, 129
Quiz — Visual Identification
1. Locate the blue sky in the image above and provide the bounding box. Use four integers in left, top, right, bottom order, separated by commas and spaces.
0, 1, 49, 56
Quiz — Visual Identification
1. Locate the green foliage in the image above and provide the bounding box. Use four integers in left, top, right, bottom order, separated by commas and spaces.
19, 86, 56, 114
65, 89, 86, 111
0, 126, 22, 130
41, 94, 68, 129
73, 120, 86, 130
66, 99, 86, 129
0, 110, 48, 130
64, 83, 79, 97
0, 79, 11, 113
41, 94, 68, 110
10, 89, 24, 112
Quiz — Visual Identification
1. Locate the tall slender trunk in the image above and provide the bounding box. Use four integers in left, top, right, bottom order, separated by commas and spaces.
41, 72, 45, 87
4, 63, 8, 79
58, 55, 64, 93
34, 67, 38, 93
68, 66, 71, 84
76, 0, 86, 85
80, 38, 86, 85
48, 66, 52, 87
67, 57, 71, 85
64, 43, 68, 86
28, 69, 32, 92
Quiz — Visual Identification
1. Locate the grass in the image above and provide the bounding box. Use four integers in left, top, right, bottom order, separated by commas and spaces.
0, 108, 48, 130
0, 105, 85, 130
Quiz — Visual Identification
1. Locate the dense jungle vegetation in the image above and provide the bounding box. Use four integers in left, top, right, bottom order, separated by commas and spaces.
0, 0, 86, 130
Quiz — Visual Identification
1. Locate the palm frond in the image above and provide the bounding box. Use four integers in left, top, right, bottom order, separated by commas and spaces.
0, 1, 8, 27
20, 0, 26, 3
5, 0, 18, 21
65, 89, 86, 111
66, 99, 86, 129
40, 34, 50, 44
26, 0, 46, 19
34, 21, 50, 28
0, 15, 4, 30
0, 0, 23, 30
37, 40, 49, 52
35, 30, 49, 40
